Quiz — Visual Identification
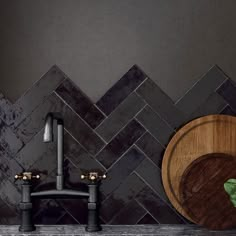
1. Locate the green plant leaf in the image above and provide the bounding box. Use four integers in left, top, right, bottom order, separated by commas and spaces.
224, 179, 236, 207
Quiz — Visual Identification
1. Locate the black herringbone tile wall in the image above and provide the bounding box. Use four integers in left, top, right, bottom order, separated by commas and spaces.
0, 64, 233, 225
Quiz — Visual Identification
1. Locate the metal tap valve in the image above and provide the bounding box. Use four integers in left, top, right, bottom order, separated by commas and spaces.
81, 172, 106, 183
15, 172, 40, 181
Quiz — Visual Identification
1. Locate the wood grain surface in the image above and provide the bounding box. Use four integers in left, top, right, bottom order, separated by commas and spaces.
180, 153, 236, 230
162, 115, 236, 222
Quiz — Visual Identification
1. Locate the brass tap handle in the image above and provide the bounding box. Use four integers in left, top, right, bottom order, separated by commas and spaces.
81, 172, 106, 183
15, 172, 40, 181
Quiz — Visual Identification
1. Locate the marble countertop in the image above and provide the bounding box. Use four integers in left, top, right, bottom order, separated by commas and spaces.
0, 225, 236, 236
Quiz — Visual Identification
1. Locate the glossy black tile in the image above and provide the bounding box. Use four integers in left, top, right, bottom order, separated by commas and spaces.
188, 92, 227, 121
96, 65, 147, 116
109, 200, 146, 224
33, 199, 66, 224
137, 213, 159, 224
95, 120, 146, 169
135, 186, 185, 224
136, 106, 174, 147
136, 132, 165, 168
176, 65, 227, 115
64, 131, 105, 172
100, 147, 145, 196
13, 65, 67, 127
136, 79, 186, 129
0, 119, 23, 155
96, 92, 146, 142
100, 173, 145, 223
16, 129, 57, 171
135, 159, 168, 203
55, 79, 105, 129
56, 212, 79, 224
16, 92, 105, 155
220, 105, 236, 116
57, 198, 88, 224
217, 79, 236, 111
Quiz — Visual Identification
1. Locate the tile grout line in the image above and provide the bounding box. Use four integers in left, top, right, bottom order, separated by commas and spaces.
93, 112, 147, 159
214, 77, 229, 92
14, 65, 68, 106
54, 91, 107, 138
96, 101, 147, 144
104, 131, 147, 171
133, 199, 152, 225
135, 90, 180, 132
134, 76, 149, 92
135, 198, 161, 225
134, 171, 189, 224
64, 127, 106, 170
134, 117, 169, 148
93, 103, 107, 118
94, 77, 148, 132
54, 91, 108, 146
133, 144, 160, 170
174, 65, 223, 105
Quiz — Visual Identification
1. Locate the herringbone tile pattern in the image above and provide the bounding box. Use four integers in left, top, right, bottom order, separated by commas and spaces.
0, 64, 233, 225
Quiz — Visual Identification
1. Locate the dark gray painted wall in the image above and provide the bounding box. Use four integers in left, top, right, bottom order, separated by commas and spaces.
1, 0, 236, 102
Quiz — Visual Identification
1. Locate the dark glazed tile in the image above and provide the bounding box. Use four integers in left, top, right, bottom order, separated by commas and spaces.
187, 92, 227, 121
109, 200, 146, 224
137, 213, 159, 224
33, 199, 66, 224
96, 65, 147, 115
0, 147, 23, 183
176, 65, 227, 115
16, 129, 57, 171
56, 213, 79, 224
136, 132, 165, 168
63, 158, 88, 192
100, 173, 145, 223
64, 131, 105, 172
15, 92, 66, 144
136, 78, 186, 129
57, 198, 88, 224
63, 99, 105, 156
217, 79, 236, 111
135, 159, 168, 202
100, 147, 145, 196
220, 105, 236, 116
0, 199, 19, 224
13, 65, 67, 127
0, 178, 21, 211
16, 93, 105, 155
0, 94, 22, 127
96, 120, 146, 169
136, 106, 174, 147
96, 92, 146, 142
55, 79, 105, 129
135, 186, 185, 224
0, 119, 23, 155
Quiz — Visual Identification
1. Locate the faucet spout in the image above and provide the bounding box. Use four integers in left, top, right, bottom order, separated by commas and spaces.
43, 113, 54, 142
43, 112, 64, 190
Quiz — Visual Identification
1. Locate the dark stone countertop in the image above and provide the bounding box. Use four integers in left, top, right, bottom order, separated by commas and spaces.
0, 225, 236, 236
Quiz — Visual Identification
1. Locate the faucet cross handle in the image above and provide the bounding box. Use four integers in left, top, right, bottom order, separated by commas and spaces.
15, 172, 40, 181
81, 171, 106, 183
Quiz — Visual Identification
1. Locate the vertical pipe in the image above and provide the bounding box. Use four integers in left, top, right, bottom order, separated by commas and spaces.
19, 182, 35, 232
57, 122, 64, 190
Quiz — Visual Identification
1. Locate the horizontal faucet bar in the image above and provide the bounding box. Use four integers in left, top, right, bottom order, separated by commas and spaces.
31, 189, 89, 198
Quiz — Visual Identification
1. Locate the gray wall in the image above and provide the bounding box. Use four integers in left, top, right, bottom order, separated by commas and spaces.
1, 0, 236, 102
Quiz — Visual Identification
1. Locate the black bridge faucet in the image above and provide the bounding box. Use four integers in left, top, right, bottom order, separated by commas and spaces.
43, 112, 64, 190
15, 112, 106, 232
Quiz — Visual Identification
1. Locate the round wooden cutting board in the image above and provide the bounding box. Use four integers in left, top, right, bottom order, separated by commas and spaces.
161, 114, 236, 223
179, 153, 236, 230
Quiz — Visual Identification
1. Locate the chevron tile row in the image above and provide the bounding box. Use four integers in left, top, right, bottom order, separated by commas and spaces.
0, 64, 234, 225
